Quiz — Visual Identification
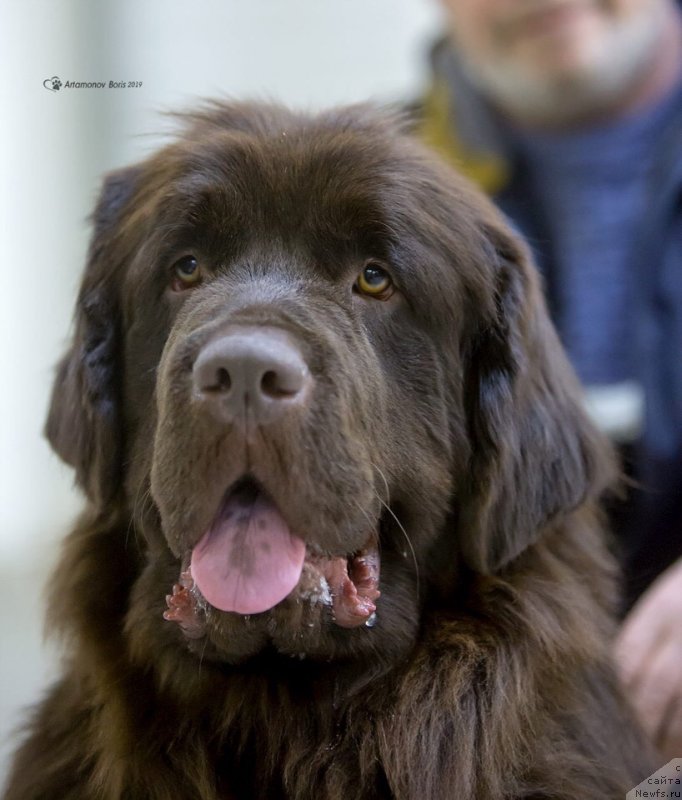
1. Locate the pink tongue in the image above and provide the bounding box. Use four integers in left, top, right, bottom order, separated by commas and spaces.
190, 487, 306, 615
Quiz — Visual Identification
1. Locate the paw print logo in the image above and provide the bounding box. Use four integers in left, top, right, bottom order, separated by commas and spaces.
43, 76, 62, 92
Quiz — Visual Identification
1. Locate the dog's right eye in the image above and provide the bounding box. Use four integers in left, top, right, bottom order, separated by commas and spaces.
354, 262, 394, 301
171, 255, 202, 292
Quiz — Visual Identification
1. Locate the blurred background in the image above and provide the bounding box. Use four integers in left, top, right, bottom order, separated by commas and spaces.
0, 0, 443, 778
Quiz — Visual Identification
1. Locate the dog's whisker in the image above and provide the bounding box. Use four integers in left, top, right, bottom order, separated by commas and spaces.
127, 483, 152, 551
350, 497, 379, 538
130, 477, 158, 557
366, 463, 420, 601
130, 481, 148, 522
370, 462, 391, 507
374, 492, 420, 602
370, 461, 419, 593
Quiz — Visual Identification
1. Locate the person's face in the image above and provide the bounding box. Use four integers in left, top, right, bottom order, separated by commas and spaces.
440, 0, 671, 123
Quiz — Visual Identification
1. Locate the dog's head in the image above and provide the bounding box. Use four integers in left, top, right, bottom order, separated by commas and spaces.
46, 102, 613, 666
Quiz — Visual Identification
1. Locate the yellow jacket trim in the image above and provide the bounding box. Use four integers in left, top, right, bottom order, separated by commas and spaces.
417, 80, 509, 195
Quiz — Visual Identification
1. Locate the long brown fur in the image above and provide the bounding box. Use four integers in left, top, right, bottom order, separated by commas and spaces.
4, 102, 654, 799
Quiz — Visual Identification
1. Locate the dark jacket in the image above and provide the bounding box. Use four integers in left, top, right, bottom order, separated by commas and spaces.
417, 39, 682, 607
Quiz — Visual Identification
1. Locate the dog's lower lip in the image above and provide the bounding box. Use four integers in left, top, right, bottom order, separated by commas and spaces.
321, 544, 381, 628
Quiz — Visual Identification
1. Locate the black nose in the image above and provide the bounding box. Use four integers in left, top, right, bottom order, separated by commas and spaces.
192, 327, 312, 425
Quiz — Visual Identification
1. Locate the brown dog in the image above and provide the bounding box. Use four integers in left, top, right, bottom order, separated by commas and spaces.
4, 102, 653, 799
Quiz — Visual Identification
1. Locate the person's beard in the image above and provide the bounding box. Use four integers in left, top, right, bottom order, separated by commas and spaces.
456, 4, 669, 127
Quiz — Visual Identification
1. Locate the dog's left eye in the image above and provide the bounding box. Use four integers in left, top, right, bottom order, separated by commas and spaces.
354, 262, 394, 300
171, 255, 202, 291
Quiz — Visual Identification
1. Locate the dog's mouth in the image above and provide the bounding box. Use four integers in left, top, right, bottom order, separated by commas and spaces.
189, 478, 308, 616
166, 477, 381, 635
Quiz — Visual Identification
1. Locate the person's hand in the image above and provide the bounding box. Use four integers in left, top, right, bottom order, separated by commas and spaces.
614, 558, 682, 760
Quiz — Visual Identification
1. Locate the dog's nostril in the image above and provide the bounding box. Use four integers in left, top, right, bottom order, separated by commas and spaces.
214, 367, 232, 393
200, 367, 232, 394
261, 369, 295, 399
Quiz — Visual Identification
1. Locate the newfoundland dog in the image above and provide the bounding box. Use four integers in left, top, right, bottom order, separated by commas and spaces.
4, 102, 653, 799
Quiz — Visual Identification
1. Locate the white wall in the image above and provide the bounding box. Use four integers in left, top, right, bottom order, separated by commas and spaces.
0, 0, 443, 782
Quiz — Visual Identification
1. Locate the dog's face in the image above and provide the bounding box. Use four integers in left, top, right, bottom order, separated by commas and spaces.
46, 103, 610, 668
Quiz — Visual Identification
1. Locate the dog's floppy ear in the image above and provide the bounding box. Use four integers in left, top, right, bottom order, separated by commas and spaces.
45, 166, 140, 508
458, 220, 616, 574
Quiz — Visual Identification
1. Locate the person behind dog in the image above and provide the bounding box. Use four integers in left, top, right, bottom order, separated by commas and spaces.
416, 0, 682, 761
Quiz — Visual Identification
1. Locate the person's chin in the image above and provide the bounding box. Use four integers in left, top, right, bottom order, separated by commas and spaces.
465, 26, 648, 126
463, 53, 595, 123
508, 18, 608, 84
